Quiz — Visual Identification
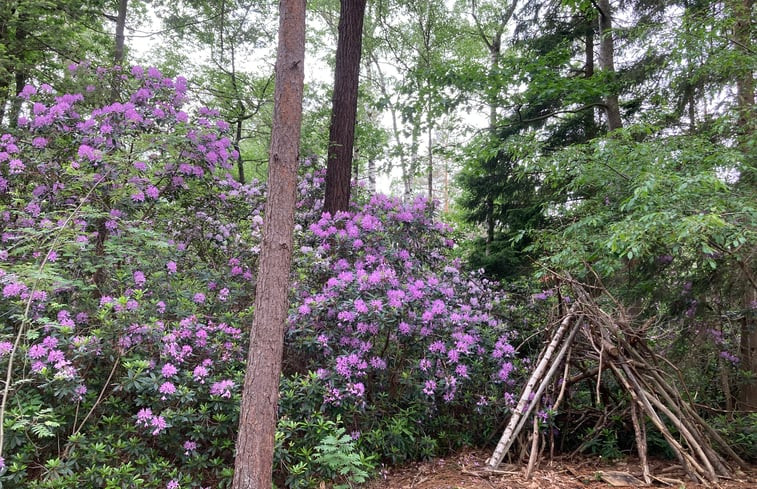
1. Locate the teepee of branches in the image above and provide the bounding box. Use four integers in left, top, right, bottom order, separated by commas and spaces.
487, 276, 749, 485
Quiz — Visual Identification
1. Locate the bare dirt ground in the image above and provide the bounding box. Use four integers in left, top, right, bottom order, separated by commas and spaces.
364, 449, 757, 489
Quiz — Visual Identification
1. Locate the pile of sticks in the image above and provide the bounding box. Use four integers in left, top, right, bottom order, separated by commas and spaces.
486, 279, 748, 484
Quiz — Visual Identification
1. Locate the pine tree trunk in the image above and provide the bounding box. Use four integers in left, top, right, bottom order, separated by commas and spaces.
596, 0, 622, 131
231, 1, 305, 487
324, 0, 367, 214
114, 0, 128, 65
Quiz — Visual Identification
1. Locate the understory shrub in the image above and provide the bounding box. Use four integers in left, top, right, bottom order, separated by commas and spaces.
285, 191, 523, 460
1, 64, 260, 488
1, 66, 523, 487
711, 413, 757, 461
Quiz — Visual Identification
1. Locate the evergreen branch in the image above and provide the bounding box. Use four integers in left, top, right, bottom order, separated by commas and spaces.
500, 102, 607, 128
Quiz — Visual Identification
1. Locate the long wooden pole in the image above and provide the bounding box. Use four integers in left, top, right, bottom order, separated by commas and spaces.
487, 306, 578, 468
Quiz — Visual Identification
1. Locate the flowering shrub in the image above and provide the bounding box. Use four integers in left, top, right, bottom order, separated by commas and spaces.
286, 191, 522, 457
0, 64, 262, 488
0, 65, 525, 487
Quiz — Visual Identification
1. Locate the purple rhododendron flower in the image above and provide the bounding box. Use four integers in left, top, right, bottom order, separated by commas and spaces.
133, 270, 146, 287
159, 381, 176, 396
210, 379, 234, 398
161, 363, 178, 377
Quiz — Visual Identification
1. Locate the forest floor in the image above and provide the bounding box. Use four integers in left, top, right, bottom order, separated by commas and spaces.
363, 449, 757, 489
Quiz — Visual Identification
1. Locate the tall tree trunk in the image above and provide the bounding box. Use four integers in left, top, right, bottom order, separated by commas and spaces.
231, 1, 305, 487
324, 0, 367, 214
114, 0, 128, 65
110, 0, 129, 103
596, 0, 622, 131
235, 117, 246, 184
8, 68, 25, 129
731, 0, 756, 411
407, 124, 421, 201
485, 196, 495, 256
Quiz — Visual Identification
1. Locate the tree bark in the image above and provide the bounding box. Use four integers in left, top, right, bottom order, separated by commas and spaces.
110, 0, 129, 103
596, 0, 622, 131
231, 1, 305, 488
324, 0, 367, 214
235, 117, 246, 184
114, 0, 128, 65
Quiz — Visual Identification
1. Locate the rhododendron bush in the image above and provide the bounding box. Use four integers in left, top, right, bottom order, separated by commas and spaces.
286, 192, 520, 448
0, 67, 524, 488
1, 64, 263, 488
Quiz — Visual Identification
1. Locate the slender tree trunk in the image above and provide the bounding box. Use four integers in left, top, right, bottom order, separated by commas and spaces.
235, 118, 246, 184
407, 125, 421, 201
596, 0, 622, 131
0, 82, 8, 127
368, 157, 376, 192
324, 0, 367, 214
8, 69, 25, 129
110, 0, 129, 103
402, 159, 412, 200
353, 148, 360, 182
231, 1, 305, 488
485, 197, 495, 256
443, 160, 449, 212
114, 0, 128, 65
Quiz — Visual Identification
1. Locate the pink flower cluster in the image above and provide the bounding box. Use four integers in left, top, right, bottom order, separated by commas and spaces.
289, 192, 516, 406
